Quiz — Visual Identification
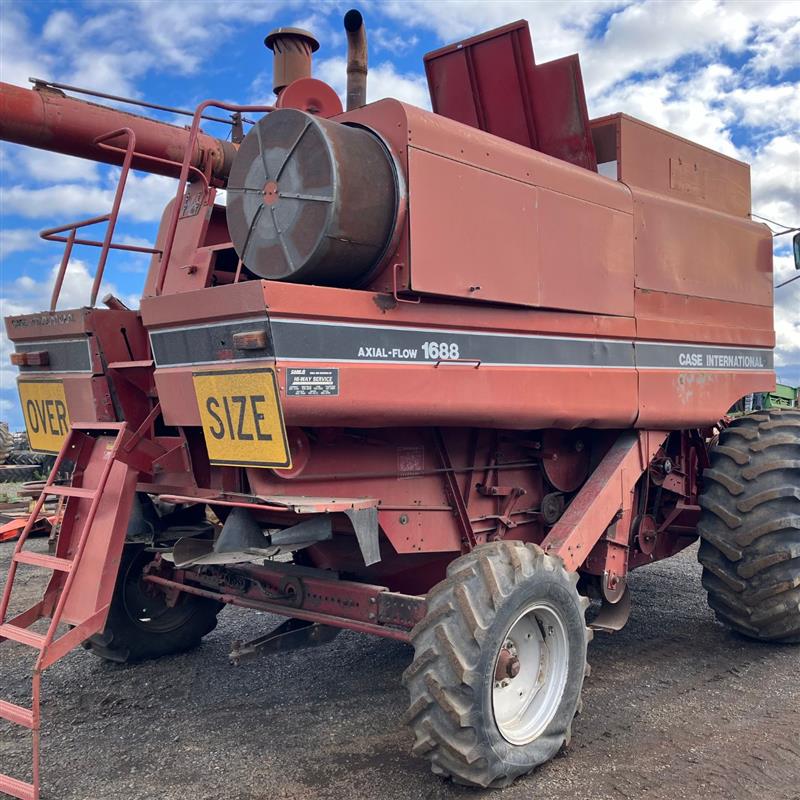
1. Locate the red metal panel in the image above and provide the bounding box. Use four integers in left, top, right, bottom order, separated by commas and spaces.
636, 370, 774, 429
154, 363, 639, 431
541, 430, 668, 571
537, 188, 633, 316
408, 147, 540, 305
425, 22, 536, 147
529, 55, 596, 171
635, 290, 774, 348
424, 21, 596, 170
343, 100, 633, 314
141, 280, 638, 342
62, 376, 115, 422
632, 187, 772, 305
592, 113, 752, 218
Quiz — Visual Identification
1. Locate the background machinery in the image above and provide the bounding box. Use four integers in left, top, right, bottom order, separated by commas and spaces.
0, 9, 798, 799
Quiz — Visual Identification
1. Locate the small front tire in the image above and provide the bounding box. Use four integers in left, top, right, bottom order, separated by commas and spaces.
403, 541, 590, 788
84, 544, 222, 663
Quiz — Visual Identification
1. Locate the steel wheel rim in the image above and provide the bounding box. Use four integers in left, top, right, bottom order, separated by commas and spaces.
491, 601, 570, 746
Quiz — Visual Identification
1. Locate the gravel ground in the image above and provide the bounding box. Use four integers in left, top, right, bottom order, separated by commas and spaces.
1, 540, 798, 800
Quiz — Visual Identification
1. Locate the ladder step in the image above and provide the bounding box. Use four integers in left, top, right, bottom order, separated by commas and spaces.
0, 699, 35, 729
45, 485, 96, 499
0, 773, 35, 800
0, 624, 46, 650
14, 552, 73, 572
71, 422, 125, 431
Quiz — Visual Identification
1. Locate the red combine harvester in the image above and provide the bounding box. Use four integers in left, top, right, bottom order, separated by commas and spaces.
1, 10, 798, 799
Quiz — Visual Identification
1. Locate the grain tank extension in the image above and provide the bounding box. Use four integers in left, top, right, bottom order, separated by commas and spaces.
1, 10, 797, 799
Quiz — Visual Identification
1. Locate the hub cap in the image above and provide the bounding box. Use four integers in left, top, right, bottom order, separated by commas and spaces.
492, 601, 570, 745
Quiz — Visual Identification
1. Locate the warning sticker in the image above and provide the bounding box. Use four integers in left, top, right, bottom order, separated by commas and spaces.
18, 380, 70, 453
192, 368, 291, 468
286, 368, 339, 397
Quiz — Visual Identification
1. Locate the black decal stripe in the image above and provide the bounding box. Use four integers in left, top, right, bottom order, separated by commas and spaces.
151, 317, 774, 372
635, 342, 774, 371
15, 338, 92, 373
150, 316, 272, 367
270, 319, 635, 368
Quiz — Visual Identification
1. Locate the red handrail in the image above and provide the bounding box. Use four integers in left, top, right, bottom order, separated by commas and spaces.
41, 127, 161, 310
155, 100, 275, 295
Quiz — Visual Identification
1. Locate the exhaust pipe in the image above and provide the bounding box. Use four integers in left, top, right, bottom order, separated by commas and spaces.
344, 9, 367, 110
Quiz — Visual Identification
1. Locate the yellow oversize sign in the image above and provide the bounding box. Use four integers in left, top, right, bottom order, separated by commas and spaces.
192, 368, 291, 468
18, 380, 71, 453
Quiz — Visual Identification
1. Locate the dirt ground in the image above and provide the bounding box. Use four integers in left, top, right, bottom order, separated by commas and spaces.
1, 539, 798, 800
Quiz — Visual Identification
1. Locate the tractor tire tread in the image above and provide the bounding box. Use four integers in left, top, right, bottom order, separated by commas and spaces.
403, 541, 589, 788
698, 409, 800, 643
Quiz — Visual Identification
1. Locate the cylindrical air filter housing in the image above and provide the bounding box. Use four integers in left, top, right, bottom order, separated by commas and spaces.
226, 108, 397, 286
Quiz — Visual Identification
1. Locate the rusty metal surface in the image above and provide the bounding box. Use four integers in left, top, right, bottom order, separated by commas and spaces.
377, 591, 426, 629
541, 431, 668, 571
228, 617, 340, 664
424, 20, 596, 170
226, 109, 397, 285
528, 54, 597, 171
0, 11, 786, 796
265, 27, 319, 94
0, 82, 235, 181
631, 186, 772, 306
541, 430, 591, 492
348, 99, 633, 315
634, 290, 774, 347
141, 280, 768, 433
275, 77, 343, 118
145, 572, 413, 642
407, 147, 541, 306
592, 113, 752, 218
344, 10, 368, 111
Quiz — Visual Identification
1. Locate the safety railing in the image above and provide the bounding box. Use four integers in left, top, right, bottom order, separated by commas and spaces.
155, 99, 275, 295
41, 127, 161, 311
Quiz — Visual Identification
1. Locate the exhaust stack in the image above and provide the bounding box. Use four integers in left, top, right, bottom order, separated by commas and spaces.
344, 9, 367, 110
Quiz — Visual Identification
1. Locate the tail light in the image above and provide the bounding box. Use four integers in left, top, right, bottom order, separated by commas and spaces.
10, 350, 49, 367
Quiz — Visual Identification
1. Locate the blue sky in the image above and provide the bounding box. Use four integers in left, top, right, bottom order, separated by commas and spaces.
0, 0, 798, 429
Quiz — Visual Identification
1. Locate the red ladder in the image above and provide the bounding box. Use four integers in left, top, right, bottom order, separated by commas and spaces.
0, 423, 140, 800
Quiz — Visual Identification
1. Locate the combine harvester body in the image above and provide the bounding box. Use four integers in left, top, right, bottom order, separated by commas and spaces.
0, 10, 797, 799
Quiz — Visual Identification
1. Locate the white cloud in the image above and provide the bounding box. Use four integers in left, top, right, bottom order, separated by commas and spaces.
372, 27, 419, 55
750, 16, 800, 74
726, 82, 800, 132
749, 136, 800, 231
381, 0, 624, 62
581, 0, 754, 95
774, 255, 800, 366
12, 149, 99, 184
0, 171, 176, 223
0, 228, 44, 258
0, 6, 55, 87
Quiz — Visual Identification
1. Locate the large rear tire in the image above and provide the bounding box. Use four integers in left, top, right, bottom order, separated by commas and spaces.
403, 541, 590, 788
698, 409, 800, 643
0, 423, 12, 465
84, 543, 222, 663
